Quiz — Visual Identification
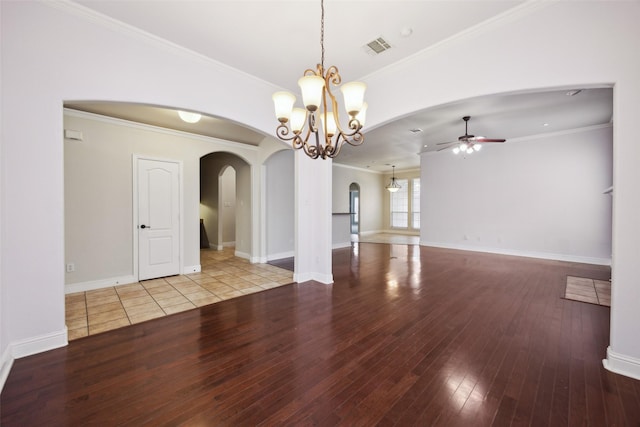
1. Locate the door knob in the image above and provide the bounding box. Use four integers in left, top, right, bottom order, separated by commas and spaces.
140, 224, 148, 229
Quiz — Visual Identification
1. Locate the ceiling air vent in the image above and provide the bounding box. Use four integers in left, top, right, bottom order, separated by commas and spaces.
364, 37, 392, 55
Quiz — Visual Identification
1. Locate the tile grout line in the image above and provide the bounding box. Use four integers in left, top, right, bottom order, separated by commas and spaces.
113, 286, 133, 329
69, 249, 294, 341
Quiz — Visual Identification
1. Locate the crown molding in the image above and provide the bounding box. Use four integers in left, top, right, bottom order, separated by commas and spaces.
64, 108, 258, 152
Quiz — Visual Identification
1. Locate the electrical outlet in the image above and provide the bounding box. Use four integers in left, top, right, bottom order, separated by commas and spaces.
66, 263, 75, 273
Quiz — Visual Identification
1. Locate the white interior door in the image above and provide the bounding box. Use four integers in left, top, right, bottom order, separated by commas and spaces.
137, 158, 180, 281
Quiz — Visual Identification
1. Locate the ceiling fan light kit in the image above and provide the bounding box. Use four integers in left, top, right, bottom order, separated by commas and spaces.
271, 0, 367, 160
437, 116, 506, 155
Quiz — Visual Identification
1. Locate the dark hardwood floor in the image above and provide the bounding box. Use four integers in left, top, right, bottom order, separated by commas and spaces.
267, 256, 294, 272
2, 244, 639, 426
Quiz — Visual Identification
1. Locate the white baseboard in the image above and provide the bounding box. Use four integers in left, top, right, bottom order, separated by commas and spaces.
359, 230, 385, 236
379, 229, 420, 236
603, 346, 640, 380
234, 250, 250, 260
294, 272, 333, 284
183, 264, 201, 274
0, 345, 14, 393
65, 275, 137, 294
11, 327, 68, 359
267, 250, 294, 262
223, 241, 236, 248
419, 241, 611, 266
332, 241, 351, 250
1, 328, 69, 391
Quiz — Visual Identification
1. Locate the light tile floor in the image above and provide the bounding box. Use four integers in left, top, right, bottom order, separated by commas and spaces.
66, 248, 294, 340
564, 275, 611, 306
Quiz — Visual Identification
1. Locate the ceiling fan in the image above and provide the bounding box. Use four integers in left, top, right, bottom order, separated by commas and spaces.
437, 116, 506, 154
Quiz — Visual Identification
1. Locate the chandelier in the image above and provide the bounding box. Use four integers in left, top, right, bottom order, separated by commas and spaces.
386, 165, 401, 193
271, 0, 367, 159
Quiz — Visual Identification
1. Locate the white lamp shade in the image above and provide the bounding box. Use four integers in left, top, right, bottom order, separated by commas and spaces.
473, 144, 482, 151
298, 75, 325, 111
178, 111, 202, 123
321, 111, 337, 137
459, 143, 468, 152
387, 186, 400, 193
466, 148, 474, 154
290, 108, 307, 133
355, 102, 367, 127
272, 91, 296, 122
452, 146, 460, 154
340, 81, 366, 116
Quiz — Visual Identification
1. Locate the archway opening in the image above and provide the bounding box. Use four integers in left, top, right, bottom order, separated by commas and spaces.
349, 182, 360, 235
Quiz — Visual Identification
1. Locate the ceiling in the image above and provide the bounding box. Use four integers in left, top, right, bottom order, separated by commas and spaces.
66, 1, 613, 172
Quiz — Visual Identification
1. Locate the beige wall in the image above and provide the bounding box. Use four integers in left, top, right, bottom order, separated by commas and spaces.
64, 110, 257, 288
332, 164, 385, 234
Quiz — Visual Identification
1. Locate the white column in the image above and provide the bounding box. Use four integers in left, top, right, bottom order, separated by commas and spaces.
294, 150, 333, 284
603, 83, 640, 381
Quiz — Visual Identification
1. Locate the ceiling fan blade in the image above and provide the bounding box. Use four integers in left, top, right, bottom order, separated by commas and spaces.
437, 146, 455, 152
475, 138, 506, 143
436, 141, 456, 146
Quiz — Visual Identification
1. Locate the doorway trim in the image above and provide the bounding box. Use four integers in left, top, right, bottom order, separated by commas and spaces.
132, 154, 185, 281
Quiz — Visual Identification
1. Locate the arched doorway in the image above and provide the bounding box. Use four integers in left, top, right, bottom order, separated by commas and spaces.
199, 152, 251, 259
218, 165, 236, 250
349, 183, 360, 235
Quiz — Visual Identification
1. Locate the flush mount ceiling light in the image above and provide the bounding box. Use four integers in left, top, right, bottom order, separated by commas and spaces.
271, 0, 367, 160
386, 165, 401, 193
178, 110, 202, 123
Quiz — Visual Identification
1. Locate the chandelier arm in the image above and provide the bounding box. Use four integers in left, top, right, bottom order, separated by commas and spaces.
333, 115, 362, 139
326, 135, 344, 158
324, 65, 341, 88
275, 123, 299, 142
308, 109, 318, 133
292, 121, 313, 150
340, 130, 365, 147
303, 135, 321, 159
304, 64, 323, 77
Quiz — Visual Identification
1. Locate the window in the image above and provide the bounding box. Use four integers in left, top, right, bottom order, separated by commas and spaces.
390, 179, 408, 228
390, 177, 420, 230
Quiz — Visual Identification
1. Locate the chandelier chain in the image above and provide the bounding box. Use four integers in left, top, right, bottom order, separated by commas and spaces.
320, 0, 325, 69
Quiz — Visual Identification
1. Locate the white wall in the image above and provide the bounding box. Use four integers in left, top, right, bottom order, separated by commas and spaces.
0, 0, 7, 389
332, 164, 385, 233
421, 125, 613, 264
265, 149, 295, 260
